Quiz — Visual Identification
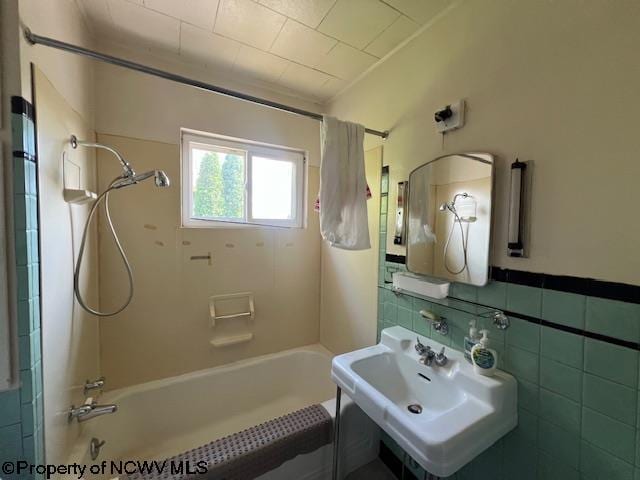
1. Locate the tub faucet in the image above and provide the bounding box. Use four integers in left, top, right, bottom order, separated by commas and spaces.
84, 376, 105, 395
69, 400, 118, 423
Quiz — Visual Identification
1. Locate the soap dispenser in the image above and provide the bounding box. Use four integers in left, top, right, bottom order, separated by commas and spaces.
471, 330, 497, 376
464, 320, 481, 364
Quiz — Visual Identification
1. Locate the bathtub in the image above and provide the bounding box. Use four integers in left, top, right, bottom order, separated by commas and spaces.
67, 344, 379, 479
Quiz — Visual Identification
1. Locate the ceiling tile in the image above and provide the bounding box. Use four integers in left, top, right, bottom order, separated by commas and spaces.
278, 63, 331, 95
258, 0, 337, 28
270, 20, 336, 68
316, 77, 347, 100
382, 0, 452, 24
144, 0, 220, 31
214, 0, 286, 50
180, 23, 241, 68
365, 15, 418, 58
234, 45, 289, 82
317, 0, 399, 49
316, 42, 377, 80
107, 0, 180, 53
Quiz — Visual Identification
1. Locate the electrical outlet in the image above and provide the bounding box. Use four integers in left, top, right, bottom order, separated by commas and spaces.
435, 100, 465, 133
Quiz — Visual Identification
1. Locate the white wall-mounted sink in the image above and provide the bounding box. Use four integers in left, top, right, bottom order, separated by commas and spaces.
331, 326, 517, 477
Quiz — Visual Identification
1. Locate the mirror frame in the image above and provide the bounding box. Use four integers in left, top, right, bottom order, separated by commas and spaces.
405, 152, 495, 286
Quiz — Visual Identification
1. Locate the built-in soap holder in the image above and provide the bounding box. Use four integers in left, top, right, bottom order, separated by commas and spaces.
209, 293, 255, 348
63, 152, 97, 204
392, 272, 450, 299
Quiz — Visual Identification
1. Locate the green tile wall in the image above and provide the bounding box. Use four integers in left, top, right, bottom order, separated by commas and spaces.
0, 100, 44, 478
376, 169, 640, 480
377, 278, 640, 480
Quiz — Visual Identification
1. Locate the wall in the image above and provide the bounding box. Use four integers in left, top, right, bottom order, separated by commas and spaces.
90, 53, 324, 388
33, 69, 101, 466
1, 0, 97, 471
328, 0, 640, 286
319, 147, 382, 354
94, 50, 322, 166
95, 133, 321, 389
325, 1, 640, 478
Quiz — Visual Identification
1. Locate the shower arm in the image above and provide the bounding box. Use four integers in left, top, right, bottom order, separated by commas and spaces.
70, 135, 135, 178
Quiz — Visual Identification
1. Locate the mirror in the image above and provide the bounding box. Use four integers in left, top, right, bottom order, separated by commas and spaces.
407, 153, 494, 286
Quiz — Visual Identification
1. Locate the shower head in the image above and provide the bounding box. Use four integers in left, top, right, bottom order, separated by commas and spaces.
112, 170, 170, 189
439, 202, 455, 214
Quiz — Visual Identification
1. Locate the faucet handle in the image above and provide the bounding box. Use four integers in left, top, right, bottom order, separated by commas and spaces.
84, 376, 105, 395
435, 347, 448, 367
415, 337, 429, 355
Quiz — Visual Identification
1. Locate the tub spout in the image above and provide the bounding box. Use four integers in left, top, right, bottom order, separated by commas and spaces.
76, 402, 118, 423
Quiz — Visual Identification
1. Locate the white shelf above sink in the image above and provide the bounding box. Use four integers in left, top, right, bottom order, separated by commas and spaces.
331, 326, 517, 477
392, 271, 450, 299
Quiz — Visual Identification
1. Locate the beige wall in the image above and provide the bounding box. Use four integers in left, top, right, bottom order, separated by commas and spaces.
34, 70, 101, 465
92, 50, 325, 388
19, 0, 95, 125
320, 147, 382, 354
94, 58, 323, 166
96, 134, 321, 389
329, 0, 640, 286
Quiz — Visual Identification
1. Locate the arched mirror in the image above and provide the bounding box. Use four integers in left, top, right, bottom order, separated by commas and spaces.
407, 153, 494, 286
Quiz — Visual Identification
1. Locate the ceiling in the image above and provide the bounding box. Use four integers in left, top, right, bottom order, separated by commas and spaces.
76, 0, 452, 103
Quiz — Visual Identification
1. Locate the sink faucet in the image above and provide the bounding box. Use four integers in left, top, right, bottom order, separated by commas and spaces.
415, 338, 448, 367
69, 400, 117, 423
415, 337, 435, 366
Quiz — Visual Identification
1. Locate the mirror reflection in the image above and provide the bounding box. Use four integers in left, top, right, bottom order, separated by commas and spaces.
407, 153, 494, 286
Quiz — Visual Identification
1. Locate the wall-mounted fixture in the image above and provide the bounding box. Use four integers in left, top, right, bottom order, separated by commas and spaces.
394, 181, 409, 245
209, 292, 255, 347
392, 271, 450, 299
406, 153, 494, 286
435, 100, 465, 133
419, 309, 449, 336
508, 159, 528, 257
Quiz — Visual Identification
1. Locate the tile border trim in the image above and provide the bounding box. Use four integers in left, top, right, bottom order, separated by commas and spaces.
10, 96, 35, 120
384, 255, 640, 305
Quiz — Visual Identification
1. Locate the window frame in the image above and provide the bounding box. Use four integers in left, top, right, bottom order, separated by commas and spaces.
181, 130, 305, 229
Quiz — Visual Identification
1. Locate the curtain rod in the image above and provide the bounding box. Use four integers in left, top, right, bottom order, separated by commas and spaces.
24, 29, 389, 139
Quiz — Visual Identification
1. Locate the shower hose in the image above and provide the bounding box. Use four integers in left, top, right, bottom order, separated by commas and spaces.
74, 177, 134, 317
443, 209, 469, 275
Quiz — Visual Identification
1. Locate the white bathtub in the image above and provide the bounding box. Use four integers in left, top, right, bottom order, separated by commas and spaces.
68, 345, 379, 479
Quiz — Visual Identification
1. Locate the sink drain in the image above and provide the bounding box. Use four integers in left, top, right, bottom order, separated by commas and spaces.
407, 403, 423, 414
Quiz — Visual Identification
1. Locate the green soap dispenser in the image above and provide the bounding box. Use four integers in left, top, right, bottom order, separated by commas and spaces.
471, 330, 497, 376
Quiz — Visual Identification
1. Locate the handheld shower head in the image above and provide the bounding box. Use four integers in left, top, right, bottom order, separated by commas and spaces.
111, 170, 171, 189
154, 170, 170, 187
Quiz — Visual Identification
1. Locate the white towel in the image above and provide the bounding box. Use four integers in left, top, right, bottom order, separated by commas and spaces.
319, 115, 370, 250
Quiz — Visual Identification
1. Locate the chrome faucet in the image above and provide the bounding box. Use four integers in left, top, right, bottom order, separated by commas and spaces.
434, 347, 448, 367
84, 376, 105, 395
69, 400, 118, 423
415, 337, 435, 366
415, 338, 448, 367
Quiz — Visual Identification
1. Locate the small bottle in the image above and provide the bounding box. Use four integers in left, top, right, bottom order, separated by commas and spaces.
464, 320, 480, 364
471, 330, 497, 376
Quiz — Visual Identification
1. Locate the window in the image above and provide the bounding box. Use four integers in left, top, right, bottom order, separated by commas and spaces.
181, 131, 305, 228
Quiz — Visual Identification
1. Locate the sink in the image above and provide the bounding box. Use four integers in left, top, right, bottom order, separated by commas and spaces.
331, 326, 517, 477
